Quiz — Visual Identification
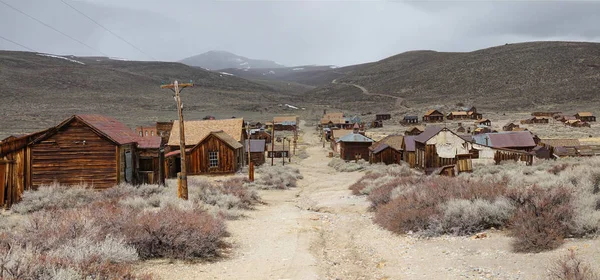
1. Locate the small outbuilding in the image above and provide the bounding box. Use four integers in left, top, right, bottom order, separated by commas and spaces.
376, 113, 391, 121
575, 112, 596, 122
423, 110, 444, 122
405, 126, 424, 136
336, 133, 374, 161
369, 135, 404, 165
403, 115, 419, 124
245, 139, 266, 166
184, 131, 244, 175
475, 119, 492, 126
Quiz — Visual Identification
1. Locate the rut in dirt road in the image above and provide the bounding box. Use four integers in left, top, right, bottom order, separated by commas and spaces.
331, 78, 406, 108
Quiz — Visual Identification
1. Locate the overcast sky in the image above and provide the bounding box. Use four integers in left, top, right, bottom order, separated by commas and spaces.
1, 0, 599, 66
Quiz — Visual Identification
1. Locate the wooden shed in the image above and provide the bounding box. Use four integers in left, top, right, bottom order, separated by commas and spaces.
466, 107, 483, 120
250, 130, 272, 144
369, 135, 403, 165
475, 119, 492, 127
267, 144, 290, 158
575, 112, 596, 122
502, 122, 520, 131
273, 115, 298, 131
337, 133, 374, 161
521, 117, 549, 124
447, 111, 469, 120
423, 110, 444, 122
405, 126, 424, 136
137, 136, 163, 185
29, 115, 140, 189
245, 139, 266, 166
376, 113, 391, 121
403, 116, 419, 124
401, 135, 417, 168
414, 126, 472, 173
565, 120, 591, 128
170, 131, 243, 175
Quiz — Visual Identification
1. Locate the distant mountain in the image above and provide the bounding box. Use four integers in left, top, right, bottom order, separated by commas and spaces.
179, 51, 285, 70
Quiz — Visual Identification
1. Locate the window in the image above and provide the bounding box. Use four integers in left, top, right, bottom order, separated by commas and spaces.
139, 131, 143, 136
151, 131, 154, 136
209, 151, 218, 167
145, 131, 148, 136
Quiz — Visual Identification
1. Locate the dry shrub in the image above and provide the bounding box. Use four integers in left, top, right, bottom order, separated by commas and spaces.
373, 176, 508, 235
11, 183, 100, 214
349, 164, 414, 195
549, 163, 570, 175
439, 198, 514, 235
507, 185, 574, 253
328, 158, 369, 172
548, 249, 599, 280
247, 166, 302, 190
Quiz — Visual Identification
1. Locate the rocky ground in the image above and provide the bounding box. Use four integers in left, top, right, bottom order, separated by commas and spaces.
138, 121, 600, 280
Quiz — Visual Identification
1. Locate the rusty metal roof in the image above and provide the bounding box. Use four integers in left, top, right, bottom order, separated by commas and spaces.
486, 131, 536, 148
137, 136, 162, 149
403, 136, 416, 152
415, 126, 444, 143
371, 143, 390, 154
76, 115, 139, 145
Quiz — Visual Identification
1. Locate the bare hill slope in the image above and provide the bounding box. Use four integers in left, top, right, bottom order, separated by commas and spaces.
0, 51, 299, 138
310, 41, 600, 111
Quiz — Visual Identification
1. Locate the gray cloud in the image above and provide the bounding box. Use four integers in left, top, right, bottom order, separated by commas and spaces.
1, 0, 599, 66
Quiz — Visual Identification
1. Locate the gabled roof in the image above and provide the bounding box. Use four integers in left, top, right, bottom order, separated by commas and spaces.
371, 143, 390, 154
193, 131, 243, 150
424, 109, 443, 116
337, 133, 374, 143
245, 139, 266, 153
406, 126, 425, 132
34, 115, 138, 146
369, 135, 404, 152
415, 126, 444, 143
486, 131, 536, 148
403, 136, 416, 152
273, 115, 298, 125
168, 118, 243, 146
321, 112, 345, 125
332, 129, 355, 139
577, 112, 594, 117
476, 118, 491, 123
449, 111, 468, 116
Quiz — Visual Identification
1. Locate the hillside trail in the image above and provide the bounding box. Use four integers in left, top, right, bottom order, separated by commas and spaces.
331, 78, 405, 108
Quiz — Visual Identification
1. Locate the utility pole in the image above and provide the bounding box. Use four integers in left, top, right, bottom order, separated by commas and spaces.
271, 119, 275, 166
246, 123, 254, 181
161, 80, 193, 200
282, 137, 286, 166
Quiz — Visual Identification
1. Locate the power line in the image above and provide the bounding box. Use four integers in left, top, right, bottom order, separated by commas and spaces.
59, 0, 157, 61
0, 34, 36, 52
0, 0, 108, 56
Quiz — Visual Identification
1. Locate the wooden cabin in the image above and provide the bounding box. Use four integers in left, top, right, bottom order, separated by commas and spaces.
369, 135, 403, 165
475, 119, 492, 126
29, 115, 140, 189
466, 107, 483, 120
423, 110, 444, 122
267, 144, 289, 158
401, 136, 417, 168
167, 118, 245, 151
376, 113, 391, 121
168, 131, 243, 176
532, 145, 552, 160
414, 127, 472, 173
521, 117, 549, 124
532, 112, 561, 117
503, 122, 520, 131
336, 133, 374, 161
403, 116, 419, 124
321, 112, 346, 128
0, 130, 48, 208
447, 111, 469, 120
245, 139, 266, 166
405, 126, 424, 136
575, 112, 596, 122
250, 130, 272, 144
371, 120, 383, 128
137, 136, 163, 185
273, 116, 298, 131
565, 120, 591, 128
456, 125, 466, 133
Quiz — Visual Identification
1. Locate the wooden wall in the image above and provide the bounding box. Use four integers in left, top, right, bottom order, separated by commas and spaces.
340, 142, 372, 161
403, 151, 416, 168
371, 148, 402, 165
188, 134, 241, 174
248, 152, 265, 166
30, 119, 119, 189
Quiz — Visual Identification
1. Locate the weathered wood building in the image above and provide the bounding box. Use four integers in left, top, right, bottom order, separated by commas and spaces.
423, 110, 444, 122
245, 139, 266, 166
29, 115, 140, 189
336, 133, 374, 161
472, 131, 537, 152
447, 111, 469, 120
475, 119, 492, 127
273, 116, 298, 131
401, 135, 417, 168
414, 126, 473, 173
405, 126, 424, 136
250, 129, 272, 144
502, 122, 521, 131
376, 113, 391, 121
403, 116, 419, 124
521, 117, 549, 124
575, 112, 596, 122
137, 136, 163, 184
369, 135, 403, 165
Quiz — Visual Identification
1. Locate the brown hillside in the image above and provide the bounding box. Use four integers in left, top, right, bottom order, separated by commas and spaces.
323, 41, 600, 111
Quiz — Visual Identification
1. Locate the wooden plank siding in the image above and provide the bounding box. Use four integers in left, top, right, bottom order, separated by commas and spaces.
340, 142, 372, 161
370, 147, 402, 165
403, 152, 416, 168
30, 119, 118, 189
187, 134, 241, 174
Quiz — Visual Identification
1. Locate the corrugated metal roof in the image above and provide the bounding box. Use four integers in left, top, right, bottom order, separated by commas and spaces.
414, 126, 444, 143
486, 131, 536, 148
403, 136, 416, 152
337, 133, 374, 143
245, 139, 266, 152
77, 115, 139, 145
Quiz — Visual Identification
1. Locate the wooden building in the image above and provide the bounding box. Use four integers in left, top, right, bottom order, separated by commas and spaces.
167, 118, 245, 151
565, 120, 591, 128
502, 122, 520, 131
575, 112, 596, 122
532, 112, 561, 117
245, 139, 266, 166
466, 107, 483, 120
405, 126, 424, 136
336, 133, 374, 161
532, 145, 552, 160
321, 112, 346, 128
29, 115, 140, 189
456, 125, 466, 133
447, 111, 469, 120
414, 126, 472, 173
156, 121, 173, 145
371, 120, 383, 128
473, 131, 536, 152
423, 110, 444, 122
250, 130, 272, 144
273, 115, 298, 131
267, 144, 289, 158
376, 113, 391, 121
521, 117, 549, 124
403, 116, 419, 124
369, 135, 403, 165
401, 136, 417, 168
137, 136, 163, 185
475, 119, 492, 126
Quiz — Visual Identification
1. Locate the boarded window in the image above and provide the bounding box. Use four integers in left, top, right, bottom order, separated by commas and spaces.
209, 151, 218, 167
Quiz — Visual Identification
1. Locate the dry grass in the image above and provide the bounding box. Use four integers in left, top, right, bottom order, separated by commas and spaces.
548, 249, 600, 280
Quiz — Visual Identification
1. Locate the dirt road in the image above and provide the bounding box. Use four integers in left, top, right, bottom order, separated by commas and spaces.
141, 121, 600, 280
331, 78, 406, 108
